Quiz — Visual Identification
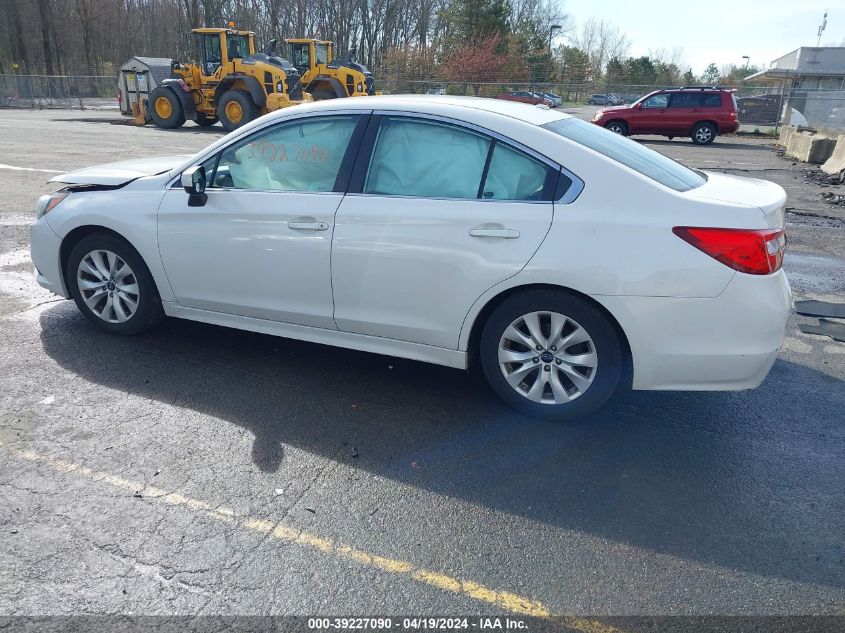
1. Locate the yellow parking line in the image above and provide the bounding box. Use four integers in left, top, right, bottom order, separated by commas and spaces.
2, 441, 622, 632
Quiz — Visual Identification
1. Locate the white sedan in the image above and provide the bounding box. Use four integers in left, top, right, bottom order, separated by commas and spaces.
30, 96, 791, 420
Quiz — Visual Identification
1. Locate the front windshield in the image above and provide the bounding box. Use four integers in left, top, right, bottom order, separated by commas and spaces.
227, 34, 250, 59
542, 118, 706, 192
316, 43, 329, 65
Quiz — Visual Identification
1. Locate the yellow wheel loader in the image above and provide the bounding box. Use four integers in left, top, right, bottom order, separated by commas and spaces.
145, 27, 311, 132
284, 39, 376, 100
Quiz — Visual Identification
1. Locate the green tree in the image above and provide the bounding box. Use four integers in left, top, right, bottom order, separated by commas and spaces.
682, 69, 696, 85
605, 57, 624, 84
624, 56, 656, 85
701, 63, 720, 85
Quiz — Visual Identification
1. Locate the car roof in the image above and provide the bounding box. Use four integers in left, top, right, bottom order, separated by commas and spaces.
262, 94, 572, 127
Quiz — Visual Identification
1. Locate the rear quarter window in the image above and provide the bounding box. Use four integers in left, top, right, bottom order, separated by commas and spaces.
702, 93, 722, 107
543, 118, 706, 192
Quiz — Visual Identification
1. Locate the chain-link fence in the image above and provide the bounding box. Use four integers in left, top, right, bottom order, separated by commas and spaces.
0, 74, 117, 109
3, 73, 844, 133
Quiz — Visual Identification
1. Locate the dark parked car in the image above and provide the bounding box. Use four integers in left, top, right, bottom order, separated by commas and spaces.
735, 94, 783, 126
587, 94, 621, 106
591, 87, 739, 145
497, 91, 546, 105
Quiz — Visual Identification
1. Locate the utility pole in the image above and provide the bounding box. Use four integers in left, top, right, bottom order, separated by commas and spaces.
816, 10, 828, 47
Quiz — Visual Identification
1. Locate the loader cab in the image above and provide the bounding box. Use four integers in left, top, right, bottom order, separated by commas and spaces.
288, 39, 333, 76
193, 28, 255, 77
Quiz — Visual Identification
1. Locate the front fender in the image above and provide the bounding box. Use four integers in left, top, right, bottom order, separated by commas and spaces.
43, 182, 176, 303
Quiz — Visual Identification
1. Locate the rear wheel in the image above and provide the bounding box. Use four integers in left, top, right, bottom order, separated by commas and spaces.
605, 120, 628, 136
149, 87, 185, 129
66, 233, 164, 335
691, 122, 716, 145
218, 89, 259, 132
479, 290, 623, 421
195, 113, 218, 127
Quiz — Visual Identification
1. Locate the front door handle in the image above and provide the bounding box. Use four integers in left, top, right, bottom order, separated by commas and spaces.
469, 228, 520, 239
289, 217, 329, 231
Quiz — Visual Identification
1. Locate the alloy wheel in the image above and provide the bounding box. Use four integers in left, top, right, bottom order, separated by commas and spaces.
76, 249, 140, 324
695, 126, 713, 143
498, 311, 598, 405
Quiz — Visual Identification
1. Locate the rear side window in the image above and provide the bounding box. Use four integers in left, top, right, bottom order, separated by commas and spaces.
363, 116, 556, 201
669, 93, 702, 108
702, 93, 722, 107
483, 143, 549, 201
543, 118, 706, 192
365, 118, 489, 199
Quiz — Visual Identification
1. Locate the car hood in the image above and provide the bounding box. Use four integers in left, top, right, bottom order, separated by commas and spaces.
598, 105, 628, 113
685, 171, 786, 228
49, 155, 191, 186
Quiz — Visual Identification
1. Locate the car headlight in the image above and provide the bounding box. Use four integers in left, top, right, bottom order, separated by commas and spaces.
35, 191, 68, 219
592, 111, 602, 120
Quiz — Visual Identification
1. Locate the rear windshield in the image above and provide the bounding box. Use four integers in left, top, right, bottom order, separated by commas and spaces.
541, 118, 706, 192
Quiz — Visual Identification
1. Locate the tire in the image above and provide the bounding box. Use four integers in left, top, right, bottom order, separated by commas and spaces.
691, 122, 716, 145
218, 89, 260, 132
149, 87, 185, 129
588, 100, 596, 105
66, 233, 164, 336
604, 120, 628, 136
311, 86, 339, 101
195, 113, 218, 127
479, 290, 623, 421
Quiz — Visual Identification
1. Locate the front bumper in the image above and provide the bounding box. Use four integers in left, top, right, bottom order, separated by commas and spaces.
596, 270, 792, 391
30, 218, 69, 298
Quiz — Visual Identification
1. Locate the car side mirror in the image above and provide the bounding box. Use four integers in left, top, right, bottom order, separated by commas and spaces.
181, 165, 207, 207
634, 103, 642, 110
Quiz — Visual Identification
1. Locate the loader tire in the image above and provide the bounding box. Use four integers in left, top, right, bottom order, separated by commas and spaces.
218, 90, 259, 132
149, 87, 185, 129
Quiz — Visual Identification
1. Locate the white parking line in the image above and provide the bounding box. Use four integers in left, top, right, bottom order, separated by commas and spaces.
0, 163, 65, 174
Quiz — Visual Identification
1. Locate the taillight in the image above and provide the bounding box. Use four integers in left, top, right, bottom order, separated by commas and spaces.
673, 226, 786, 275
729, 111, 737, 120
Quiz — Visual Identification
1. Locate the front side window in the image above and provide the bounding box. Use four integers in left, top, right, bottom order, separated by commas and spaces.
543, 117, 705, 192
641, 93, 669, 108
208, 115, 359, 192
483, 143, 549, 201
364, 118, 489, 199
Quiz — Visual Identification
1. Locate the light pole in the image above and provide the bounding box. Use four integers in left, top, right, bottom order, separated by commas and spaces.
741, 55, 750, 85
549, 24, 562, 57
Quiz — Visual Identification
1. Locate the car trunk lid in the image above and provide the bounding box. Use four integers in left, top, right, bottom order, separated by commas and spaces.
683, 171, 786, 229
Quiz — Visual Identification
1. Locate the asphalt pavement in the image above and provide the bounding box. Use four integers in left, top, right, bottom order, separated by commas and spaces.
0, 108, 842, 627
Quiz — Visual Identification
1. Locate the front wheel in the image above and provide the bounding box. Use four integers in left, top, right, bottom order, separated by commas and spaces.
66, 233, 164, 335
218, 89, 260, 132
691, 122, 716, 145
605, 120, 628, 136
479, 290, 623, 421
149, 87, 185, 129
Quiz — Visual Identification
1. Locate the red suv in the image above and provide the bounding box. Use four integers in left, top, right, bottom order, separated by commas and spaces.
591, 88, 739, 144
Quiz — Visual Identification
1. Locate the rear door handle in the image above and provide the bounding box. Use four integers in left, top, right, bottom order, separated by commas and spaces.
469, 228, 520, 239
289, 217, 329, 231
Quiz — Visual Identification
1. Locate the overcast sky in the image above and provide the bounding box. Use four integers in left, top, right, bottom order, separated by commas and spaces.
560, 0, 843, 74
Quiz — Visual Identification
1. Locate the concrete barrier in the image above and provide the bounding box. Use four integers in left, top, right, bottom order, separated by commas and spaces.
777, 125, 797, 147
785, 132, 837, 164
821, 134, 845, 176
